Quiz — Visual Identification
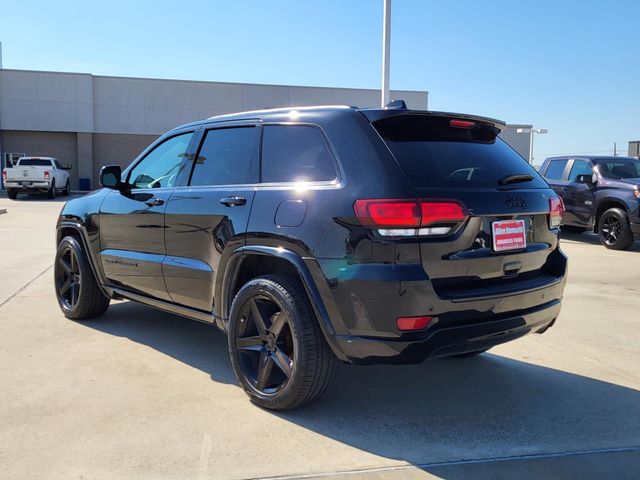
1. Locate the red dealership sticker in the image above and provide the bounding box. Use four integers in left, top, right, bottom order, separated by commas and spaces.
492, 219, 526, 252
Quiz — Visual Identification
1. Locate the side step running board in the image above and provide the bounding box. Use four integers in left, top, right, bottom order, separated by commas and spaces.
111, 287, 215, 324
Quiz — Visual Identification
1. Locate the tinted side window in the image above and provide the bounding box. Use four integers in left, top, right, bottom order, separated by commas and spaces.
568, 160, 593, 182
190, 127, 255, 186
128, 132, 193, 189
261, 125, 337, 183
544, 160, 568, 180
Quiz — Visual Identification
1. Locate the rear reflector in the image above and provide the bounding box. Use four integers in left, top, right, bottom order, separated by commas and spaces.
397, 315, 432, 331
549, 196, 564, 228
450, 119, 475, 129
355, 199, 467, 229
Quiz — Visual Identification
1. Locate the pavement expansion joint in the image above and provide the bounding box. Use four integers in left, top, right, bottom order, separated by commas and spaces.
0, 264, 53, 309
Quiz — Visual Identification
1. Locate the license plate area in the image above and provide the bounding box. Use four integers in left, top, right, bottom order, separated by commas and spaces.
492, 219, 526, 252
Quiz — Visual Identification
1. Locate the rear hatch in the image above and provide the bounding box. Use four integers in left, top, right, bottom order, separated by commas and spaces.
368, 112, 564, 300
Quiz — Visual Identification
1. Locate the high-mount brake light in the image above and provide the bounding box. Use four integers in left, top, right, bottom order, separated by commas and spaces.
450, 119, 475, 129
354, 199, 468, 236
549, 196, 564, 229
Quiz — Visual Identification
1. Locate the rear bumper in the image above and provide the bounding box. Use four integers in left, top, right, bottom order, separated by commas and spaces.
335, 299, 561, 364
5, 181, 50, 191
313, 246, 567, 365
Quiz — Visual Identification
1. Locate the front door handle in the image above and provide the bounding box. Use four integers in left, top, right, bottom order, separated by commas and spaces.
145, 197, 165, 207
220, 196, 247, 207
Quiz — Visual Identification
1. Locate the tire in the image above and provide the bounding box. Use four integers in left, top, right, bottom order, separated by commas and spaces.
63, 179, 70, 196
7, 189, 18, 200
54, 236, 110, 319
562, 225, 586, 234
598, 208, 634, 250
228, 275, 336, 410
452, 348, 490, 358
47, 180, 56, 199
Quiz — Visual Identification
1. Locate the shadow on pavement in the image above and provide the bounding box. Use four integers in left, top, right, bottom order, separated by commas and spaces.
560, 231, 640, 251
88, 301, 640, 477
0, 192, 86, 203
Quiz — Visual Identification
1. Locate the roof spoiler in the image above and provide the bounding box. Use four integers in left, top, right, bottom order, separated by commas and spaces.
361, 106, 506, 133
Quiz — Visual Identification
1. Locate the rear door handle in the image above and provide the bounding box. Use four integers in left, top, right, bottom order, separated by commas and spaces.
220, 196, 246, 207
145, 197, 165, 207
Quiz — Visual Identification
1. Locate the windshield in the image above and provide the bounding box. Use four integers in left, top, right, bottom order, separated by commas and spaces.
373, 114, 547, 188
18, 159, 52, 167
596, 158, 640, 179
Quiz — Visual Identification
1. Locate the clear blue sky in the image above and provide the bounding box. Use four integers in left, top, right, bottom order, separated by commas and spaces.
1, 0, 639, 164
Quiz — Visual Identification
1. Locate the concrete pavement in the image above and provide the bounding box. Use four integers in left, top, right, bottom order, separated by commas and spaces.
0, 196, 639, 479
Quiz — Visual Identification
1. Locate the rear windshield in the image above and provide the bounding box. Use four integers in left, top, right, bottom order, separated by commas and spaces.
373, 115, 547, 188
18, 159, 51, 166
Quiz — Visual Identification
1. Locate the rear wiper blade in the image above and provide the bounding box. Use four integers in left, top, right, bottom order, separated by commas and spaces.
498, 174, 534, 185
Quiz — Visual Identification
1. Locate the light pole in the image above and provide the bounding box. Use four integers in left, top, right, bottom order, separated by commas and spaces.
517, 127, 548, 164
381, 0, 391, 107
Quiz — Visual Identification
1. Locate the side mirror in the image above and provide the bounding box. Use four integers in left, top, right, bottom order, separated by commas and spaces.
100, 165, 123, 190
576, 173, 596, 185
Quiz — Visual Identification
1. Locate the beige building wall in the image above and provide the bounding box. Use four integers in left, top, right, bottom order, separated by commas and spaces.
92, 133, 158, 186
0, 68, 429, 189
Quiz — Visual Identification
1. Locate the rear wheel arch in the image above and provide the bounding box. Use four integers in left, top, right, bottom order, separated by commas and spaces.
221, 246, 347, 362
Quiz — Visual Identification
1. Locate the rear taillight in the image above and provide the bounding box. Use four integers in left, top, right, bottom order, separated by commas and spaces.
44, 170, 50, 180
2, 170, 6, 181
354, 199, 468, 236
549, 196, 564, 229
397, 315, 433, 331
354, 200, 420, 228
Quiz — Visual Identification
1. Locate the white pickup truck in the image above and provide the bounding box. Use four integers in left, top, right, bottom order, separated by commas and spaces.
2, 157, 71, 199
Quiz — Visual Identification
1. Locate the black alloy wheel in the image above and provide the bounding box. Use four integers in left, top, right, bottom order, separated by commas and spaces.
56, 243, 81, 311
598, 208, 634, 250
233, 295, 294, 394
228, 275, 336, 410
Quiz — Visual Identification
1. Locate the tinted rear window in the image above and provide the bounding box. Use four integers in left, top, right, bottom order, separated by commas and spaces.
18, 159, 51, 166
190, 127, 255, 186
373, 115, 547, 188
261, 125, 337, 183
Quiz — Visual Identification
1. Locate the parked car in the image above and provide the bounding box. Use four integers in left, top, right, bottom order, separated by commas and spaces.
540, 155, 640, 250
54, 103, 567, 409
2, 156, 71, 199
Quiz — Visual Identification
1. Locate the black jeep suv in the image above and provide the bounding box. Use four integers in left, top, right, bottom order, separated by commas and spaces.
540, 155, 640, 250
55, 103, 567, 410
